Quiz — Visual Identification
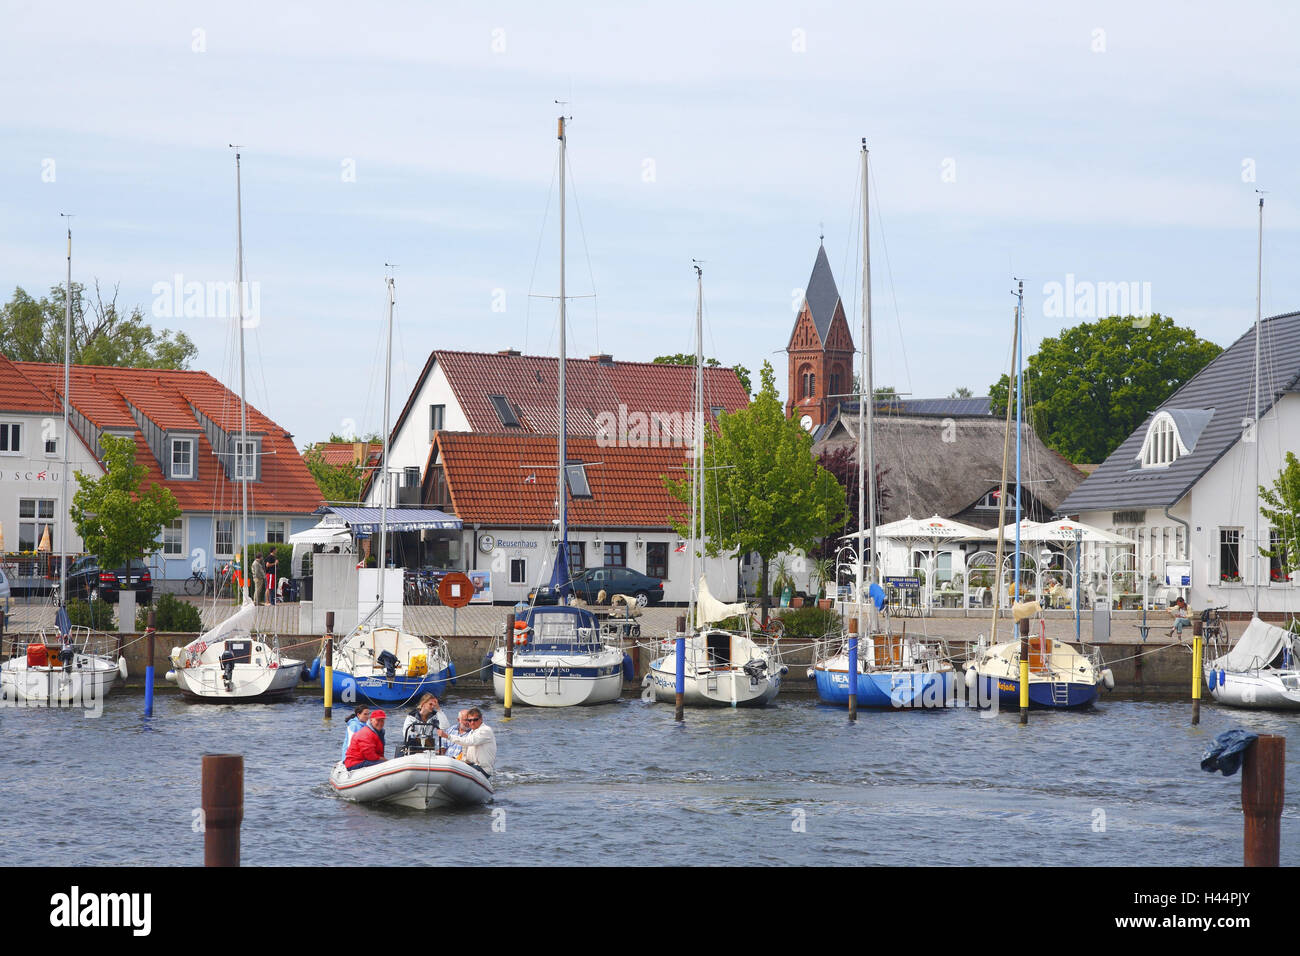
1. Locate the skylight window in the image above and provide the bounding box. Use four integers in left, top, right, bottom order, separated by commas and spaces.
489, 395, 520, 427
565, 461, 592, 498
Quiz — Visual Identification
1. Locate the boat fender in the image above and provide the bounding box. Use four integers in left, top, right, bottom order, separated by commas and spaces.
448, 660, 458, 686
806, 667, 815, 680
481, 654, 493, 674
1101, 668, 1115, 691
165, 669, 177, 681
1218, 668, 1225, 688
964, 667, 978, 692
118, 656, 129, 680
779, 664, 789, 676
622, 653, 634, 682
306, 657, 321, 682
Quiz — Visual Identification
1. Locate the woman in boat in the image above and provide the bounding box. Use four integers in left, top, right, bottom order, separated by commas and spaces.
400, 693, 451, 755
344, 710, 387, 770
341, 705, 371, 762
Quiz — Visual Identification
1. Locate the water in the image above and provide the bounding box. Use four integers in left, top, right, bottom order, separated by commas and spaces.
2, 690, 1297, 866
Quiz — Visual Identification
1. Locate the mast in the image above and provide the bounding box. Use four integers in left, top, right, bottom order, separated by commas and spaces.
59, 218, 72, 625
689, 263, 703, 628
380, 276, 395, 571
990, 302, 1016, 644
1253, 196, 1263, 610
234, 150, 249, 599
859, 139, 875, 635
556, 115, 569, 586
1013, 280, 1024, 601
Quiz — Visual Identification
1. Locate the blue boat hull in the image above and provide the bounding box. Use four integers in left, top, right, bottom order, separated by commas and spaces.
815, 668, 956, 709
327, 667, 454, 704
978, 675, 1098, 709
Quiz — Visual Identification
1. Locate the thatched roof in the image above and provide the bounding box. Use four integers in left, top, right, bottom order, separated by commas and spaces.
815, 412, 1085, 525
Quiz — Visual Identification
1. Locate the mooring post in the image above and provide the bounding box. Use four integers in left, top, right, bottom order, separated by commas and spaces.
1018, 616, 1029, 725
847, 617, 859, 722
144, 609, 156, 717
504, 613, 515, 719
1242, 734, 1284, 867
202, 753, 244, 867
1191, 633, 1202, 726
323, 611, 334, 719
675, 614, 686, 722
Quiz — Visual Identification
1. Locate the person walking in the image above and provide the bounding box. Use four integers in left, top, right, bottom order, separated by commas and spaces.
265, 549, 278, 606
251, 552, 266, 606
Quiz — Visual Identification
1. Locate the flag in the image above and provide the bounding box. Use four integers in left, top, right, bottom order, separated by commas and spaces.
523, 473, 537, 484
674, 541, 686, 553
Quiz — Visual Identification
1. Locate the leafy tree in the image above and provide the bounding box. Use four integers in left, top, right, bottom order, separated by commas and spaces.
874, 385, 898, 401
70, 434, 181, 569
949, 386, 973, 399
665, 361, 845, 621
815, 446, 891, 557
1, 282, 197, 368
989, 314, 1221, 463
1260, 451, 1300, 581
303, 447, 363, 503
652, 353, 752, 396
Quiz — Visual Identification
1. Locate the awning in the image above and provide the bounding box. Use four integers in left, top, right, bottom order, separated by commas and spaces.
289, 522, 354, 546
323, 507, 463, 533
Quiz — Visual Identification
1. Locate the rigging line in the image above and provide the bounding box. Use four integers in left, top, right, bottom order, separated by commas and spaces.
868, 164, 913, 402
524, 150, 560, 355
564, 148, 600, 355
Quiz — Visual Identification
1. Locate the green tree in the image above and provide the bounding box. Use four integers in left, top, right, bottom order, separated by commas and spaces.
989, 314, 1221, 463
949, 386, 973, 399
0, 281, 197, 368
665, 361, 846, 622
1260, 451, 1300, 581
652, 353, 752, 396
70, 434, 181, 569
303, 447, 363, 502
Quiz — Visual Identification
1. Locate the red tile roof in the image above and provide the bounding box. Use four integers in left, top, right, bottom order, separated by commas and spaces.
15, 362, 322, 514
0, 352, 61, 413
436, 432, 692, 530
314, 441, 382, 468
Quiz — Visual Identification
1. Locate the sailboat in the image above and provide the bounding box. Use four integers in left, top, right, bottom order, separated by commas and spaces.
963, 281, 1104, 709
169, 151, 304, 702
319, 276, 455, 705
489, 115, 626, 708
646, 265, 785, 707
1204, 196, 1300, 709
1, 222, 126, 705
810, 141, 957, 709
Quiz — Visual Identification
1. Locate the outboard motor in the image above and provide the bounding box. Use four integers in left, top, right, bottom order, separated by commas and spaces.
220, 647, 237, 690
59, 642, 75, 670
743, 659, 768, 681
377, 649, 400, 687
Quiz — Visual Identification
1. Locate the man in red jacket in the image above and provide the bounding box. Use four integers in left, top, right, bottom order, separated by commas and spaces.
344, 710, 388, 769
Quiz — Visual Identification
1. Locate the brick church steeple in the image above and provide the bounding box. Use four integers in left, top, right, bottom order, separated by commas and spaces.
786, 241, 855, 432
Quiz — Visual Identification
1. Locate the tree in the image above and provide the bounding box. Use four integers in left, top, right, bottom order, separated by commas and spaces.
989, 314, 1221, 464
0, 281, 197, 368
652, 353, 752, 396
949, 386, 973, 399
815, 446, 891, 557
70, 434, 181, 569
304, 447, 364, 503
1260, 451, 1300, 581
664, 361, 845, 621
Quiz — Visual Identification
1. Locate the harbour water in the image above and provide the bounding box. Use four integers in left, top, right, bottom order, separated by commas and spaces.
2, 690, 1297, 866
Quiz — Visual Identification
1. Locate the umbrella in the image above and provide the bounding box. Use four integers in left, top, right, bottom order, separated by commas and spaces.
37, 525, 52, 553
845, 515, 986, 605
993, 518, 1130, 545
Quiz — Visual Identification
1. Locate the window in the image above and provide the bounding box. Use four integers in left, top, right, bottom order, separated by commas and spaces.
1138, 412, 1185, 468
710, 406, 724, 421
566, 541, 585, 576
802, 372, 816, 397
1269, 531, 1292, 585
163, 518, 184, 556
510, 558, 527, 584
565, 462, 592, 498
429, 404, 445, 435
603, 541, 626, 567
171, 437, 195, 479
18, 498, 55, 551
215, 520, 234, 557
976, 488, 1012, 510
488, 395, 519, 427
44, 435, 57, 455
829, 371, 842, 399
1218, 528, 1241, 583
266, 520, 286, 544
404, 466, 420, 488
233, 439, 256, 480
646, 542, 668, 579
0, 422, 21, 454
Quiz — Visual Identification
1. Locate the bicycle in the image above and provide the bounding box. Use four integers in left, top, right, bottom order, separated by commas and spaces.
1201, 604, 1230, 645
184, 569, 209, 596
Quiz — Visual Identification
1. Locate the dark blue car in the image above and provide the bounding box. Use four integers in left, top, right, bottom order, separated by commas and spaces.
530, 567, 664, 607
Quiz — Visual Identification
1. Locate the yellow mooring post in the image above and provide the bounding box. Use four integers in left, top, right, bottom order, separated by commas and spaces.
323, 611, 334, 718
504, 613, 515, 718
1192, 633, 1203, 725
1018, 616, 1030, 723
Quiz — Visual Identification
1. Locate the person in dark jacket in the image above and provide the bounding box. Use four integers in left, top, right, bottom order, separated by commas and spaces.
265, 549, 278, 606
344, 710, 387, 769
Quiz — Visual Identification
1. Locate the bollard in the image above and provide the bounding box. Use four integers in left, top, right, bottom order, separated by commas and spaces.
1018, 617, 1029, 724
675, 615, 686, 722
1242, 734, 1284, 867
144, 610, 156, 717
1191, 634, 1202, 726
847, 618, 859, 722
323, 611, 334, 719
504, 613, 515, 719
202, 754, 244, 867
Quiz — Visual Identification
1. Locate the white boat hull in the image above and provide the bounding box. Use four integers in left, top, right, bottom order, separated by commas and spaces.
491, 651, 624, 707
172, 658, 303, 702
330, 753, 494, 809
0, 655, 121, 704
647, 659, 781, 706
1208, 669, 1300, 709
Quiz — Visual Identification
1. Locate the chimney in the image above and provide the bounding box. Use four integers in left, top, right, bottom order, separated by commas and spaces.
589, 353, 614, 365
498, 348, 522, 357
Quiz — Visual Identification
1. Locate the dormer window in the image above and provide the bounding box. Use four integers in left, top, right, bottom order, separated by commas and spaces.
1137, 411, 1187, 468
171, 437, 195, 478
234, 438, 258, 480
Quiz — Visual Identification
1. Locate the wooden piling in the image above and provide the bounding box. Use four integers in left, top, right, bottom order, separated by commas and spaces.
504, 613, 515, 719
847, 618, 859, 722
144, 610, 156, 717
201, 754, 244, 867
1242, 734, 1284, 867
675, 615, 686, 722
324, 611, 334, 720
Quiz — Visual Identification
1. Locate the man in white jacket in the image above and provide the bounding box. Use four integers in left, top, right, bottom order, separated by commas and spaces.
438, 707, 496, 776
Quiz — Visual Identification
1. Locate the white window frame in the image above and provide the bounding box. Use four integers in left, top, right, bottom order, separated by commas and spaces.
171, 436, 195, 479
510, 558, 527, 584
215, 519, 234, 558
1137, 412, 1187, 469
233, 438, 257, 480
44, 434, 58, 456
429, 404, 445, 437
0, 421, 22, 455
163, 517, 184, 556
266, 519, 286, 544
18, 497, 56, 551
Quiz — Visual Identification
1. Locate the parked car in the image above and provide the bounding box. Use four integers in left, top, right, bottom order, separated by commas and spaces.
64, 556, 153, 604
530, 566, 664, 607
0, 566, 10, 629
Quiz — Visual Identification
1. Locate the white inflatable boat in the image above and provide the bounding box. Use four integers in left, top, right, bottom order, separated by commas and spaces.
329, 752, 494, 810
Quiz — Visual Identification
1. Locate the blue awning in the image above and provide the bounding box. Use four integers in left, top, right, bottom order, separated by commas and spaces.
323, 507, 463, 533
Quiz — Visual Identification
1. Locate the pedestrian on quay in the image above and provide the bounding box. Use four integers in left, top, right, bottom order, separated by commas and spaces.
251, 552, 266, 605
265, 549, 278, 606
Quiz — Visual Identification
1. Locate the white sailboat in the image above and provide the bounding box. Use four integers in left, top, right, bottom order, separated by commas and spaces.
647, 264, 784, 707
169, 150, 303, 702
1, 223, 125, 706
490, 115, 626, 708
809, 140, 956, 708
1204, 196, 1300, 709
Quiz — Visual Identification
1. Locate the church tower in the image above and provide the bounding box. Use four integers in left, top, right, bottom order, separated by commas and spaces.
786, 241, 855, 432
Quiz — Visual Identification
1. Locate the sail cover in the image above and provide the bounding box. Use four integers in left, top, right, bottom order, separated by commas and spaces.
1208, 616, 1292, 671
695, 575, 748, 628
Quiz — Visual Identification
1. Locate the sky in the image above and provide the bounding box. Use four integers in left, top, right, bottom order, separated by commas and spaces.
3, 0, 1298, 448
